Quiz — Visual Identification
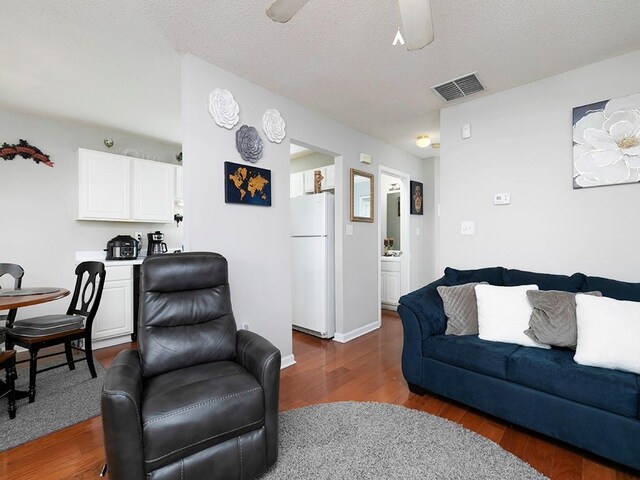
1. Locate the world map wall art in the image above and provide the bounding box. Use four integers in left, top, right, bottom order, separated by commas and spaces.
225, 161, 271, 206
573, 92, 640, 189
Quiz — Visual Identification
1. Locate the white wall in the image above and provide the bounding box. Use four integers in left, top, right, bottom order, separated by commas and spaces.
438, 50, 640, 282
290, 151, 334, 174
0, 109, 182, 317
182, 54, 431, 360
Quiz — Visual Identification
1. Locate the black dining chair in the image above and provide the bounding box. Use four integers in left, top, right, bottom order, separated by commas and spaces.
0, 346, 17, 419
6, 261, 105, 403
0, 263, 24, 333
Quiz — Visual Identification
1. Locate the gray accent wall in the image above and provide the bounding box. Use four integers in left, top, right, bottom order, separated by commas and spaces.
0, 109, 182, 317
437, 50, 640, 282
182, 54, 432, 359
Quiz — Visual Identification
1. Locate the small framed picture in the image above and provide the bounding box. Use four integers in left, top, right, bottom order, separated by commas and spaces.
410, 181, 423, 215
224, 161, 271, 206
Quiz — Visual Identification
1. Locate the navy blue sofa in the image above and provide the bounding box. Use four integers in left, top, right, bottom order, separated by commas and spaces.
398, 266, 640, 471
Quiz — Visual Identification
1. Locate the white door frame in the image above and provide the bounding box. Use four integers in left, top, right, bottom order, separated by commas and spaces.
289, 139, 343, 339
378, 165, 411, 325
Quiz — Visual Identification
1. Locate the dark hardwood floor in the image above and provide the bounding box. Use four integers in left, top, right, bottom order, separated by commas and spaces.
0, 310, 638, 479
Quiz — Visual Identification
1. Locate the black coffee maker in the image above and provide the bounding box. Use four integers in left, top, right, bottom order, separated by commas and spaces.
147, 231, 168, 256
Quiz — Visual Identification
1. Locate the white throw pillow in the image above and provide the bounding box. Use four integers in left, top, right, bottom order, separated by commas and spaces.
475, 284, 549, 348
574, 294, 640, 374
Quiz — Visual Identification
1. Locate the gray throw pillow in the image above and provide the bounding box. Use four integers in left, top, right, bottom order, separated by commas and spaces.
437, 282, 487, 335
524, 290, 602, 349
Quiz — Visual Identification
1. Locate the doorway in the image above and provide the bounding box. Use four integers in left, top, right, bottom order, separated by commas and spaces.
289, 141, 339, 339
378, 166, 411, 322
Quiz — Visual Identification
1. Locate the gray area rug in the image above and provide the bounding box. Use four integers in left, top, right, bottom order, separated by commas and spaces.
0, 358, 105, 452
265, 402, 547, 479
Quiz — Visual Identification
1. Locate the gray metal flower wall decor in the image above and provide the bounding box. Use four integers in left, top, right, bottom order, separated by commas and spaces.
262, 109, 286, 143
236, 125, 263, 163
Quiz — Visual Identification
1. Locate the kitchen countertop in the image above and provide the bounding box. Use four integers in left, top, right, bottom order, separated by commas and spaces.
75, 250, 182, 267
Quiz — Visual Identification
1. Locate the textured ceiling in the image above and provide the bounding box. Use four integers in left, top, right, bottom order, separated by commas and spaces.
0, 1, 181, 144
2, 1, 640, 156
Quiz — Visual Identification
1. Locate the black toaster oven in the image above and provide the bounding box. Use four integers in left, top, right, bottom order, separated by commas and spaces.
105, 235, 140, 260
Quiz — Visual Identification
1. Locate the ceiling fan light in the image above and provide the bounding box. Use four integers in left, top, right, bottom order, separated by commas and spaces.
416, 135, 431, 148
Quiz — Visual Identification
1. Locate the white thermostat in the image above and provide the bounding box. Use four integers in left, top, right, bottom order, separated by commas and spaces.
494, 193, 511, 205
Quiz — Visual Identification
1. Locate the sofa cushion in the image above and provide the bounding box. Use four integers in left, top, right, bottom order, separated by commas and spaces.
508, 347, 639, 419
437, 282, 486, 335
11, 314, 85, 337
583, 275, 640, 301
423, 335, 521, 379
503, 268, 585, 292
575, 294, 640, 375
142, 361, 264, 472
476, 284, 548, 349
445, 267, 504, 286
524, 290, 602, 349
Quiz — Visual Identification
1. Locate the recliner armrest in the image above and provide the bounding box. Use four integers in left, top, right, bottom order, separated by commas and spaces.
235, 329, 281, 467
101, 349, 145, 480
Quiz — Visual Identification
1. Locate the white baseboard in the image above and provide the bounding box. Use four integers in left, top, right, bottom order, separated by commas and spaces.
333, 320, 381, 343
281, 354, 296, 369
94, 335, 132, 351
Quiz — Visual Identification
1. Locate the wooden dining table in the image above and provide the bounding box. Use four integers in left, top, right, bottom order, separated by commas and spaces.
0, 288, 70, 400
0, 288, 70, 311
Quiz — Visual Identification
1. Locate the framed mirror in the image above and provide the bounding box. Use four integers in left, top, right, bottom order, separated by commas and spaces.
350, 168, 374, 223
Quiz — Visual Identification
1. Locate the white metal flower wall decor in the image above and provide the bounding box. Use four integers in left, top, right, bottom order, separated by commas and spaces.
573, 93, 640, 188
262, 109, 287, 144
208, 88, 240, 129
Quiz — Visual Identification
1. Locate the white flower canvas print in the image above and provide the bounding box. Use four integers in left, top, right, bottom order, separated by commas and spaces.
573, 93, 640, 189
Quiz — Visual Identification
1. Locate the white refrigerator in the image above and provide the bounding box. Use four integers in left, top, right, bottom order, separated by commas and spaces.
290, 192, 335, 338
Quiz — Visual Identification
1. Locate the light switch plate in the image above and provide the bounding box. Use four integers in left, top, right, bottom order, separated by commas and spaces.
346, 224, 354, 236
494, 193, 511, 205
462, 123, 471, 139
461, 221, 475, 235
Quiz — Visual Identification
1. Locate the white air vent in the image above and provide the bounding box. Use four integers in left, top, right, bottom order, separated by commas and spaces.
431, 73, 485, 102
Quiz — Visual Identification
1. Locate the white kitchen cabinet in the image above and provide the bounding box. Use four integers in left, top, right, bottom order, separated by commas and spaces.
292, 164, 335, 197
93, 266, 133, 340
78, 149, 131, 220
303, 170, 315, 193
132, 159, 174, 222
381, 259, 401, 309
323, 164, 335, 190
78, 149, 174, 223
290, 172, 304, 198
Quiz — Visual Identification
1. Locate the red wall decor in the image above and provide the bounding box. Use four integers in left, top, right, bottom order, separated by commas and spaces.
1, 140, 54, 167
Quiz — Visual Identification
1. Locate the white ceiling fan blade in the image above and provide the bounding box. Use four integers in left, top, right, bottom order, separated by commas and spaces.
398, 0, 434, 51
266, 0, 311, 23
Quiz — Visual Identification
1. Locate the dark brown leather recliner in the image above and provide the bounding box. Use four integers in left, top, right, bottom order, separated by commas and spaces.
101, 252, 281, 480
